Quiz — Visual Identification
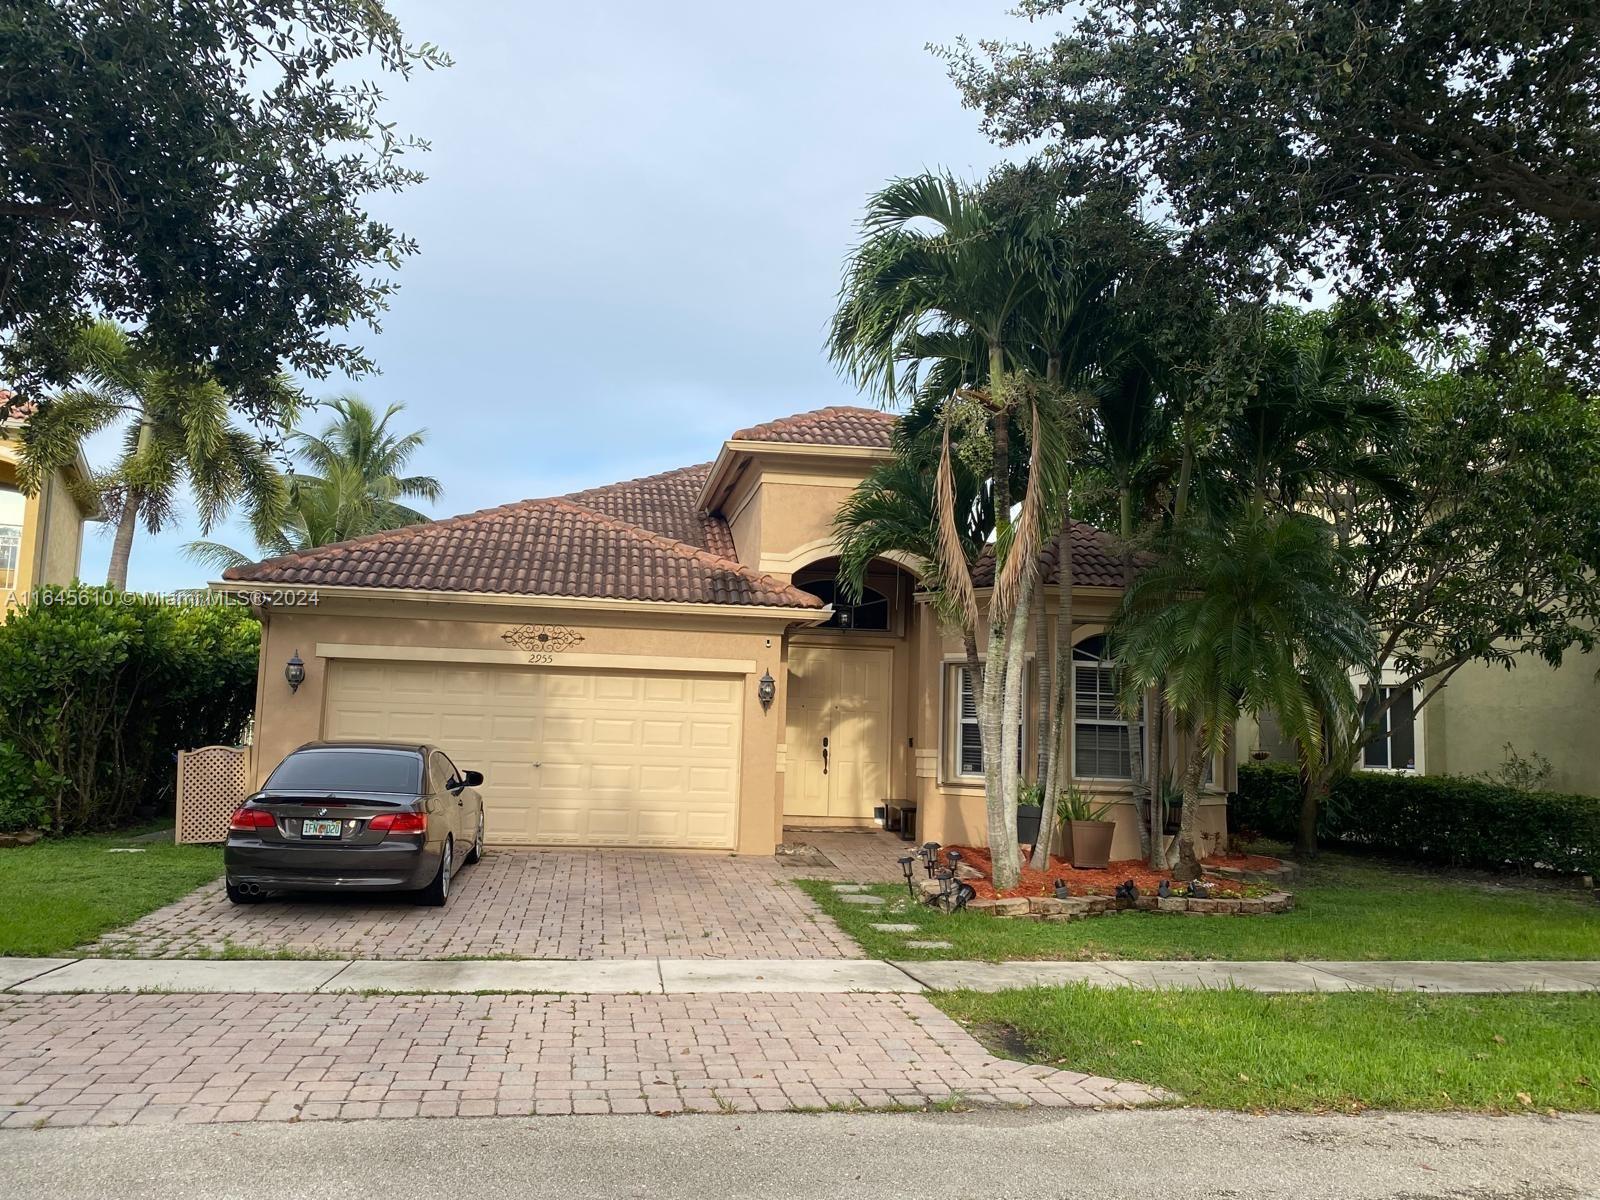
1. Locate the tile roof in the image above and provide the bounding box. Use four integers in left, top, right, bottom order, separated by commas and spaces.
731, 405, 897, 449
971, 522, 1139, 590
0, 389, 35, 422
222, 496, 821, 609
561, 463, 736, 558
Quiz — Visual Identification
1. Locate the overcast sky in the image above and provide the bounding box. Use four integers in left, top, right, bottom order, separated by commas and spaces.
84, 0, 1037, 592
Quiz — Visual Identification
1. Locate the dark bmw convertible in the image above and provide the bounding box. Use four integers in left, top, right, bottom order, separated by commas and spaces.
225, 742, 485, 906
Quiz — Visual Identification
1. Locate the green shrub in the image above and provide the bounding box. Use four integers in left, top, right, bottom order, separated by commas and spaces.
0, 588, 259, 833
1232, 762, 1600, 875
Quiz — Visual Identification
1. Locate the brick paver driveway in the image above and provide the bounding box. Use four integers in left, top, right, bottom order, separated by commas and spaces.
0, 991, 1159, 1128
89, 830, 910, 960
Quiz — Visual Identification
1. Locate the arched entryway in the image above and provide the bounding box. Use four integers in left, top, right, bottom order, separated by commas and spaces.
784, 557, 913, 825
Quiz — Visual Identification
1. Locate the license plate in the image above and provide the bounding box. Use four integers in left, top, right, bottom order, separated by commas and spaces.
302, 818, 342, 839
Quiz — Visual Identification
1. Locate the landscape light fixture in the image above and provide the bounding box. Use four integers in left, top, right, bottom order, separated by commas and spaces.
899, 855, 917, 898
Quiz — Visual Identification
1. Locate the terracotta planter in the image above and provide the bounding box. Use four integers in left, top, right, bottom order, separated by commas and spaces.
1068, 819, 1116, 869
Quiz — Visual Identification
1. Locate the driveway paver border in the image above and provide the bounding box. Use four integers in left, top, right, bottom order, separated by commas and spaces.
6, 956, 1599, 995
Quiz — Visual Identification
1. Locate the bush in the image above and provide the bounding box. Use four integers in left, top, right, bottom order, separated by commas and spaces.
1232, 762, 1600, 875
0, 588, 259, 833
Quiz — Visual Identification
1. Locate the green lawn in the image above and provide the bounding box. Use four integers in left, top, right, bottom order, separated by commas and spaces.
799, 851, 1600, 961
934, 985, 1600, 1112
0, 832, 222, 956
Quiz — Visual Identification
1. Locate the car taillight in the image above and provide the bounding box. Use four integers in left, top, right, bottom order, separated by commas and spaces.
230, 807, 275, 831
369, 812, 426, 835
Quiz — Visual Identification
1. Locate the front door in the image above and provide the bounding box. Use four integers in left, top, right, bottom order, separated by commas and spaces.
784, 644, 892, 822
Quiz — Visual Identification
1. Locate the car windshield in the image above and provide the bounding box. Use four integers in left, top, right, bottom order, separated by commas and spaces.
265, 748, 422, 794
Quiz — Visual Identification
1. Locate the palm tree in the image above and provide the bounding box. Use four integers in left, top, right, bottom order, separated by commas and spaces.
833, 404, 996, 675
186, 395, 440, 571
18, 321, 292, 588
830, 171, 1072, 887
1112, 508, 1375, 879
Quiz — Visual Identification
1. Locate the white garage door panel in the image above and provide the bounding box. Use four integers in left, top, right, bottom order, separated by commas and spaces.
325, 660, 741, 849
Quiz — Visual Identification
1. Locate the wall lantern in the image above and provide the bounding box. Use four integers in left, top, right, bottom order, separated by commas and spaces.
757, 670, 776, 711
285, 650, 306, 694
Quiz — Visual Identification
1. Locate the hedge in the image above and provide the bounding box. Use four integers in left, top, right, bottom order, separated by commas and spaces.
1231, 761, 1600, 876
0, 588, 259, 834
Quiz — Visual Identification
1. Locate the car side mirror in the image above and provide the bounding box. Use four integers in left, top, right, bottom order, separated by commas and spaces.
461, 769, 484, 788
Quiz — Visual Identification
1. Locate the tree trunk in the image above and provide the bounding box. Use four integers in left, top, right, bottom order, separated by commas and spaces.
1030, 507, 1073, 870
1033, 587, 1049, 782
1296, 756, 1330, 859
1173, 725, 1210, 881
105, 415, 154, 590
105, 501, 140, 589
986, 575, 1034, 891
1140, 694, 1160, 865
978, 595, 1013, 884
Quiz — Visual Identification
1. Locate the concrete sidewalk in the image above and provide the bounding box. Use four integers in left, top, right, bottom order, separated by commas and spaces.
4, 955, 1599, 995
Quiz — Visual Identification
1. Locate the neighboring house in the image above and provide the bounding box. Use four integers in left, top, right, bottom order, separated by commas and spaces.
217, 406, 1232, 856
1241, 650, 1600, 796
0, 395, 100, 608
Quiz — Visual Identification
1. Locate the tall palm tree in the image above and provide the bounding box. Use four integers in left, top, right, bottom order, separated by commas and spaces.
186, 395, 440, 571
18, 320, 292, 588
1113, 508, 1375, 879
830, 171, 1063, 886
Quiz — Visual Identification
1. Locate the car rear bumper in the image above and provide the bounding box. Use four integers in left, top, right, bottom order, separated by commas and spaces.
224, 838, 441, 891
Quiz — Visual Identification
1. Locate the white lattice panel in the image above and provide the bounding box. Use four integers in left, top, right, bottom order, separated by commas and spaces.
175, 746, 250, 844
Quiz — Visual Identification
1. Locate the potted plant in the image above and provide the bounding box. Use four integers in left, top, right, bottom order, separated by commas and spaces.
1057, 784, 1118, 869
1015, 781, 1044, 848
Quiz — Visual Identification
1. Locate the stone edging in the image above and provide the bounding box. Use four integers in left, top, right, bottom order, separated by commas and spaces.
953, 891, 1297, 921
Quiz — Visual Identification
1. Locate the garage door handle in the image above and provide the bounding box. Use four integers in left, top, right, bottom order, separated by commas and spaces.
821, 737, 828, 775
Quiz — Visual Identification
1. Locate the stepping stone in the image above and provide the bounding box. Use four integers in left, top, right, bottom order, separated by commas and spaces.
837, 894, 885, 906
904, 940, 954, 950
870, 923, 920, 933
830, 884, 867, 893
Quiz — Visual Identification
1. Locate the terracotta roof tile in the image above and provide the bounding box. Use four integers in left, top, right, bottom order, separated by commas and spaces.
732, 405, 897, 449
561, 463, 736, 557
971, 522, 1139, 590
223, 496, 821, 609
0, 389, 35, 422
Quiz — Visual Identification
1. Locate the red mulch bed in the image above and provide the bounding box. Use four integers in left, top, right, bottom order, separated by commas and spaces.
944, 844, 1279, 900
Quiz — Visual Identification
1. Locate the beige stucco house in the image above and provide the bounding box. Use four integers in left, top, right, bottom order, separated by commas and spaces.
217, 406, 1232, 857
1, 398, 99, 608
1240, 649, 1600, 796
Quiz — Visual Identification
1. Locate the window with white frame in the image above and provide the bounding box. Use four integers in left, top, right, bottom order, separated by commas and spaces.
949, 665, 1023, 778
0, 485, 24, 593
1073, 635, 1142, 779
1362, 685, 1416, 770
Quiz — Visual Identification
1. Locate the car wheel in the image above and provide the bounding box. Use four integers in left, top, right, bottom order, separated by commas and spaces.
418, 837, 452, 907
465, 811, 484, 865
226, 881, 262, 905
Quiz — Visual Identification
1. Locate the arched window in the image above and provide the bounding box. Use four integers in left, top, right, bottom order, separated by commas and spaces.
0, 484, 24, 592
1072, 634, 1142, 779
795, 579, 891, 631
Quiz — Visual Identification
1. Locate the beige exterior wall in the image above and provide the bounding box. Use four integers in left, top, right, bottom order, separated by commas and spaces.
246, 594, 801, 855
1, 436, 92, 609
704, 443, 894, 579
1424, 653, 1600, 795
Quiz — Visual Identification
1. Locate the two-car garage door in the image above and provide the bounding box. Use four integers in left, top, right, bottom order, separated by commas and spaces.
325, 660, 742, 849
